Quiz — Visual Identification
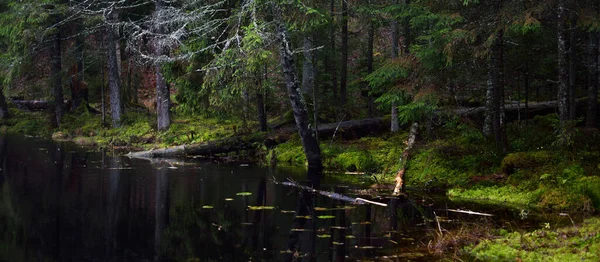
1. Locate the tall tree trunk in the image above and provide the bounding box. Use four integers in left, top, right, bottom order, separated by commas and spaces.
256, 87, 267, 132
272, 3, 322, 170
71, 20, 87, 111
557, 0, 570, 128
155, 0, 171, 131
484, 29, 506, 150
329, 0, 338, 101
0, 87, 7, 120
340, 0, 348, 107
587, 31, 599, 128
367, 18, 375, 118
401, 0, 411, 55
107, 9, 122, 127
52, 14, 64, 127
390, 0, 400, 133
568, 12, 577, 120
302, 34, 315, 95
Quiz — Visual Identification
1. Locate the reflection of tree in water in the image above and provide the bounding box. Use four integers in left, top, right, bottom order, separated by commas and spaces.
159, 202, 247, 261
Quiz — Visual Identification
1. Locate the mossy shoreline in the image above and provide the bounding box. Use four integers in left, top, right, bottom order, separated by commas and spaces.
3, 109, 600, 261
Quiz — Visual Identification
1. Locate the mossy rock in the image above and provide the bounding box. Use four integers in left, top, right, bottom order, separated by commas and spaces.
501, 151, 555, 175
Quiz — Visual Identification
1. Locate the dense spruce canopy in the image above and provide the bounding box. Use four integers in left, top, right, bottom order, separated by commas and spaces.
0, 0, 598, 159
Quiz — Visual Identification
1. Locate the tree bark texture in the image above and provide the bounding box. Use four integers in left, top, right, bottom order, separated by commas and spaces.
340, 0, 349, 106
155, 0, 171, 131
587, 31, 599, 128
272, 3, 322, 170
390, 0, 400, 133
557, 0, 570, 126
52, 14, 64, 127
484, 29, 506, 150
302, 34, 315, 95
107, 10, 122, 128
568, 12, 577, 121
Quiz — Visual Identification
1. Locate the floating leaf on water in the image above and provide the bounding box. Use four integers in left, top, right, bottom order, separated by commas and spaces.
331, 226, 347, 230
241, 222, 253, 226
296, 216, 312, 219
317, 234, 331, 238
345, 235, 356, 239
225, 198, 234, 201
280, 250, 294, 254
357, 246, 378, 249
202, 206, 213, 209
291, 228, 312, 232
167, 166, 178, 169
317, 215, 336, 219
359, 221, 372, 225
236, 192, 252, 196
248, 206, 276, 210
400, 238, 414, 241
332, 242, 344, 246
281, 210, 295, 214
314, 207, 329, 211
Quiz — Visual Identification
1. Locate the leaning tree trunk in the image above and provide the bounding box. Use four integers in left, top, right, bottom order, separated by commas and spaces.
155, 0, 171, 131
51, 13, 64, 127
340, 0, 349, 107
557, 0, 570, 129
587, 30, 599, 128
272, 3, 322, 170
106, 9, 122, 127
390, 0, 400, 133
329, 0, 338, 101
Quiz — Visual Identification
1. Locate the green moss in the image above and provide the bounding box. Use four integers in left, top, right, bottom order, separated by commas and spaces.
448, 186, 542, 209
501, 151, 556, 175
467, 217, 600, 261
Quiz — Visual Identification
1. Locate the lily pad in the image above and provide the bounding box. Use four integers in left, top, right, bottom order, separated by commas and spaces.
236, 192, 252, 196
202, 205, 213, 209
317, 215, 336, 219
317, 234, 331, 238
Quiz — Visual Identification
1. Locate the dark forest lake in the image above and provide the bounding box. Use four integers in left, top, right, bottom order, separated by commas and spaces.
0, 134, 579, 261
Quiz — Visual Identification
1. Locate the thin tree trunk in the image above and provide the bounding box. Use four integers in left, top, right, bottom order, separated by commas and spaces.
52, 13, 64, 127
330, 0, 338, 101
587, 31, 599, 127
101, 30, 106, 126
401, 0, 411, 55
72, 19, 86, 111
390, 0, 400, 133
569, 12, 577, 120
272, 3, 322, 170
367, 18, 374, 118
0, 88, 7, 120
557, 0, 570, 129
340, 0, 348, 107
107, 9, 122, 127
155, 0, 171, 131
256, 87, 267, 132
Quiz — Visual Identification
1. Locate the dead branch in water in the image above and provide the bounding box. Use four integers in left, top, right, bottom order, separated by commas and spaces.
273, 178, 388, 207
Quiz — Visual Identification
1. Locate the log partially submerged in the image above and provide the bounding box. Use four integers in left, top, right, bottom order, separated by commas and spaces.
128, 117, 386, 159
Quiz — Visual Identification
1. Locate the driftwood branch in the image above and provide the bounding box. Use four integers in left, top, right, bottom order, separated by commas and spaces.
446, 209, 494, 217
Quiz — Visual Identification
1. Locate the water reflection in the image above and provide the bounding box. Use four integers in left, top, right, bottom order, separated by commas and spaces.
0, 134, 572, 261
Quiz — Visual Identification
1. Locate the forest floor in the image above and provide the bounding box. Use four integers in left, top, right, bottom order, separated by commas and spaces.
2, 106, 600, 261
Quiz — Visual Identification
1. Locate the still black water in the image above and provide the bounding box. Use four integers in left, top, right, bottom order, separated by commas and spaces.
0, 133, 571, 261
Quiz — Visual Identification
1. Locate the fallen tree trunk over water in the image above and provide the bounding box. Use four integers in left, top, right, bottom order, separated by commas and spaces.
128, 117, 386, 159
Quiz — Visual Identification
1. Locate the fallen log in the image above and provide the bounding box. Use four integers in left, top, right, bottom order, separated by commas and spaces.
11, 100, 53, 111
274, 178, 387, 207
128, 117, 386, 159
393, 122, 419, 195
